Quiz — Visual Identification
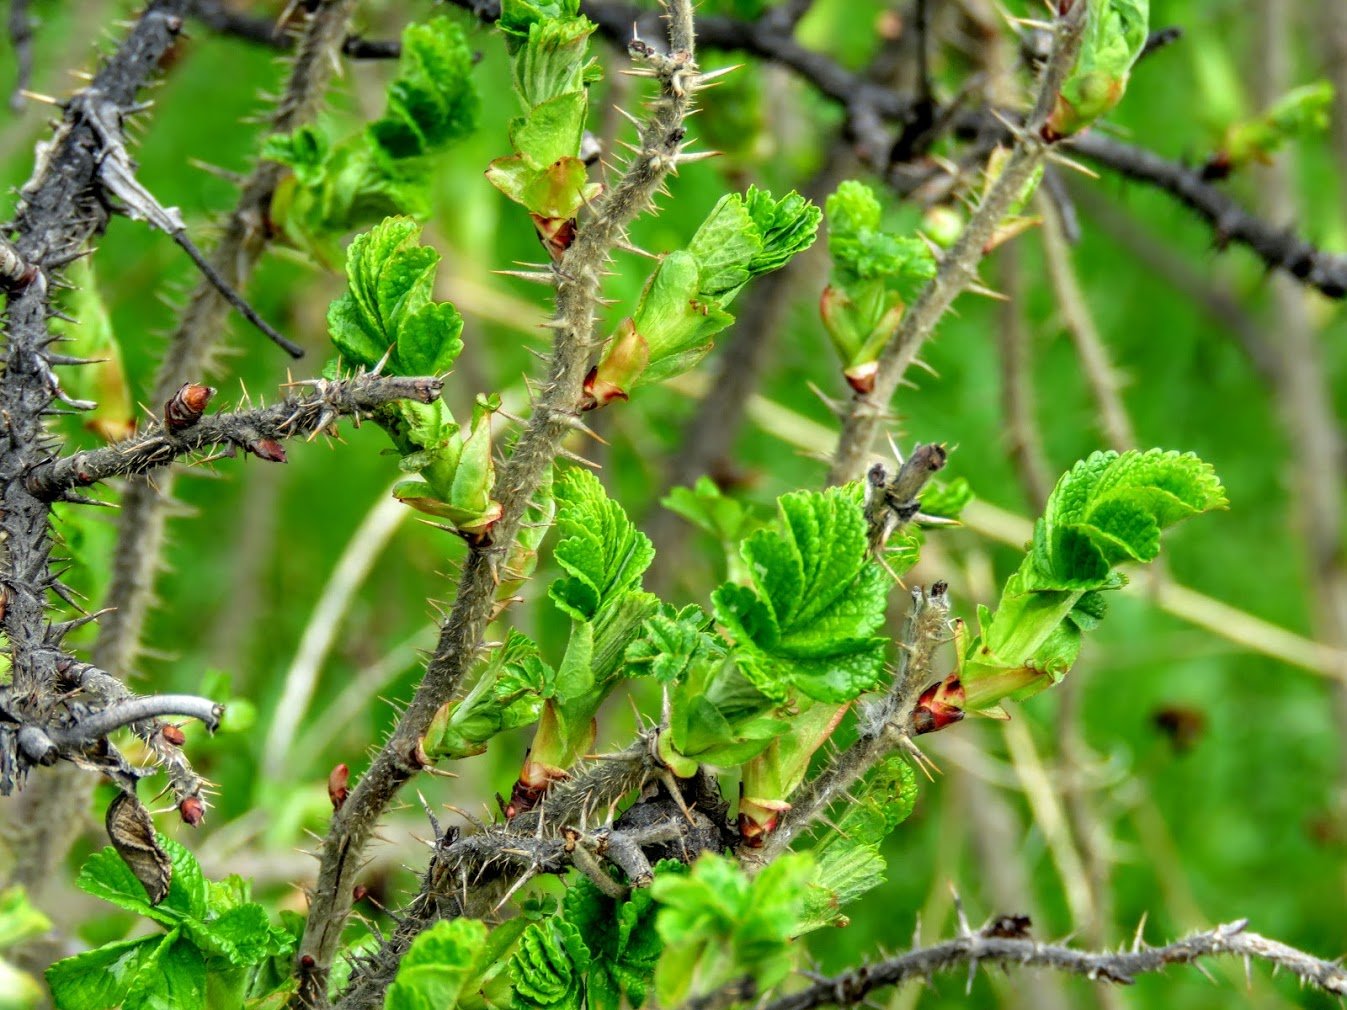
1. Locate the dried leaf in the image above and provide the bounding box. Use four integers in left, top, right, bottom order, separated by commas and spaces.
105, 790, 171, 905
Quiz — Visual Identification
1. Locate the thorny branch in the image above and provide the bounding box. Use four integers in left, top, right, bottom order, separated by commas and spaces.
686, 918, 1347, 1010
826, 3, 1087, 485
26, 373, 443, 498
292, 4, 703, 1002
449, 0, 1347, 300
0, 0, 190, 791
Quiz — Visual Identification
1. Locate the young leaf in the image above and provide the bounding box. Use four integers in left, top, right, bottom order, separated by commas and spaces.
510, 918, 592, 1010
386, 918, 490, 1010
327, 217, 464, 377
1045, 0, 1149, 138
120, 931, 206, 1010
563, 872, 665, 1010
963, 449, 1226, 709
712, 488, 890, 704
369, 17, 480, 163
549, 469, 655, 623
652, 853, 812, 1006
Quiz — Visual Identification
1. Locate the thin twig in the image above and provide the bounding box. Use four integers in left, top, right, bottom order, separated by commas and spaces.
7, 0, 33, 113
291, 6, 702, 1001
689, 919, 1347, 1010
27, 374, 442, 498
994, 246, 1052, 508
187, 0, 401, 59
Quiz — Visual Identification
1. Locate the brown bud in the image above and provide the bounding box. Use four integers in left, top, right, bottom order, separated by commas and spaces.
328, 763, 350, 810
164, 383, 215, 431
531, 214, 577, 262
161, 724, 186, 747
247, 438, 288, 463
179, 795, 205, 826
300, 955, 316, 969
844, 362, 878, 395
352, 884, 368, 902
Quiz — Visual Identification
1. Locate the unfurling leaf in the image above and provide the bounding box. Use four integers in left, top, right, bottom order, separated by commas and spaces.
586, 187, 820, 406
386, 918, 490, 1010
962, 449, 1226, 709
652, 853, 811, 1006
712, 488, 889, 704
266, 17, 479, 259
564, 871, 668, 1010
821, 180, 936, 390
1044, 0, 1149, 139
510, 918, 592, 1010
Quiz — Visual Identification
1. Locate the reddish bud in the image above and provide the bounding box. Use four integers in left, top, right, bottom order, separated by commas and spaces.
164, 382, 215, 431
328, 763, 350, 811
911, 673, 966, 735
300, 955, 316, 969
353, 885, 368, 902
531, 214, 577, 262
248, 438, 288, 463
161, 724, 186, 746
179, 795, 205, 826
843, 361, 878, 395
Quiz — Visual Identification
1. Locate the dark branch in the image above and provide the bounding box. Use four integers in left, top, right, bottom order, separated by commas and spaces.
44, 695, 223, 748
187, 0, 400, 59
724, 919, 1347, 1010
448, 0, 1347, 299
27, 374, 442, 498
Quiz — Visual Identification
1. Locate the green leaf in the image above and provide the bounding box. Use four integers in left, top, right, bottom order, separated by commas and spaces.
652, 854, 811, 1006
798, 842, 887, 932
625, 605, 725, 686
328, 217, 464, 376
714, 488, 890, 703
964, 449, 1226, 708
77, 847, 177, 927
184, 902, 290, 967
549, 469, 654, 622
368, 18, 479, 163
47, 936, 160, 1010
564, 874, 665, 1010
509, 919, 591, 1010
386, 918, 491, 1010
121, 932, 206, 1010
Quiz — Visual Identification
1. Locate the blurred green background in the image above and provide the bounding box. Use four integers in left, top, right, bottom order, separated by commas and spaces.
1, 1, 1345, 1007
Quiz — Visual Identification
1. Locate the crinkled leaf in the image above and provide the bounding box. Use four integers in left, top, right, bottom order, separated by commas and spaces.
328, 217, 464, 376
964, 449, 1225, 708
564, 874, 664, 1010
798, 843, 887, 932
369, 18, 479, 163
714, 489, 890, 703
625, 605, 724, 685
652, 854, 812, 1006
549, 469, 654, 622
386, 918, 490, 1010
510, 918, 591, 1010
121, 932, 206, 1010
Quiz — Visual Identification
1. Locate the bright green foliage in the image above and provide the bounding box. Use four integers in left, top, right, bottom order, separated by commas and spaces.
918, 476, 973, 519
327, 217, 465, 378
563, 869, 672, 1010
0, 888, 50, 1010
265, 17, 479, 261
820, 181, 936, 388
47, 840, 292, 1010
651, 853, 812, 1006
422, 630, 556, 761
1220, 80, 1334, 170
662, 478, 765, 583
527, 469, 658, 775
586, 188, 821, 405
712, 488, 890, 704
487, 1, 601, 255
1046, 0, 1149, 138
799, 756, 919, 930
962, 450, 1227, 709
385, 919, 490, 1010
625, 604, 725, 686
328, 218, 503, 534
509, 919, 591, 1010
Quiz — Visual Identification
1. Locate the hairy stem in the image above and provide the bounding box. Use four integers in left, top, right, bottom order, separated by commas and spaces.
291, 7, 701, 1002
